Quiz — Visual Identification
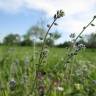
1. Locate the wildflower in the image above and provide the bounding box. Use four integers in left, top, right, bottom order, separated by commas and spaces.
68, 52, 74, 57
38, 85, 45, 96
82, 65, 88, 72
78, 43, 85, 49
59, 10, 65, 17
75, 69, 83, 76
69, 33, 76, 38
9, 78, 16, 91
75, 47, 80, 52
41, 48, 49, 58
36, 71, 46, 80
53, 79, 60, 87
54, 10, 65, 20
57, 86, 64, 91
44, 48, 49, 53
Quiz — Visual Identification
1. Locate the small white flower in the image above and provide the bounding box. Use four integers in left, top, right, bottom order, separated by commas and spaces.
57, 86, 64, 91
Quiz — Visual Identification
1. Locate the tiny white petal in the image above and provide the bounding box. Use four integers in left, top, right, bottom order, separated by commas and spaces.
57, 86, 64, 91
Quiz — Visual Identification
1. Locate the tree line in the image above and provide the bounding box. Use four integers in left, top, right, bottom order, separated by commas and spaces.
1, 25, 61, 46
1, 24, 96, 48
57, 33, 96, 48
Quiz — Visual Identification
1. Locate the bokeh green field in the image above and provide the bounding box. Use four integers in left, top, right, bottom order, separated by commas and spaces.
0, 46, 96, 96
0, 46, 96, 61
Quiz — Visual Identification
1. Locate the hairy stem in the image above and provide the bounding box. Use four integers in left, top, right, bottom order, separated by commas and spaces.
38, 18, 57, 67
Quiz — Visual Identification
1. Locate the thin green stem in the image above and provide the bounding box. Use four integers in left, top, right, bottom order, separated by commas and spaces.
64, 17, 96, 66
38, 18, 57, 67
74, 18, 95, 42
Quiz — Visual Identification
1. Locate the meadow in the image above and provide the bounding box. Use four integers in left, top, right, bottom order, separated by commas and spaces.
0, 46, 96, 96
0, 10, 96, 96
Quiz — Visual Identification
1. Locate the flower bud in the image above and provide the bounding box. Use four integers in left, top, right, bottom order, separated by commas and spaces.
54, 23, 58, 26
83, 27, 86, 30
47, 24, 50, 28
54, 14, 57, 19
93, 15, 96, 19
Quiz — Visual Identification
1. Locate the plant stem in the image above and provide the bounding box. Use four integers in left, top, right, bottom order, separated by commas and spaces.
74, 18, 95, 42
64, 17, 95, 64
38, 18, 57, 67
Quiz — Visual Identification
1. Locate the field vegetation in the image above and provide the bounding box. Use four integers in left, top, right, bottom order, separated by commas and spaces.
0, 10, 96, 96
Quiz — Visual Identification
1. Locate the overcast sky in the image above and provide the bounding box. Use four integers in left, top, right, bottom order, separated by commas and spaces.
0, 0, 96, 43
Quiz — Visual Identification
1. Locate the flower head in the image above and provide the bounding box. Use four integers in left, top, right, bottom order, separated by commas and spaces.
54, 10, 65, 19
57, 86, 64, 91
9, 78, 16, 91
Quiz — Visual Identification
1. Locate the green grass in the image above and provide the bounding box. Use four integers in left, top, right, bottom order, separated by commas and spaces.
0, 46, 96, 96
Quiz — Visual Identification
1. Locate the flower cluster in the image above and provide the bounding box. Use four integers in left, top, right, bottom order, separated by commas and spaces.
69, 33, 76, 39
68, 43, 85, 57
9, 78, 16, 91
54, 10, 65, 20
